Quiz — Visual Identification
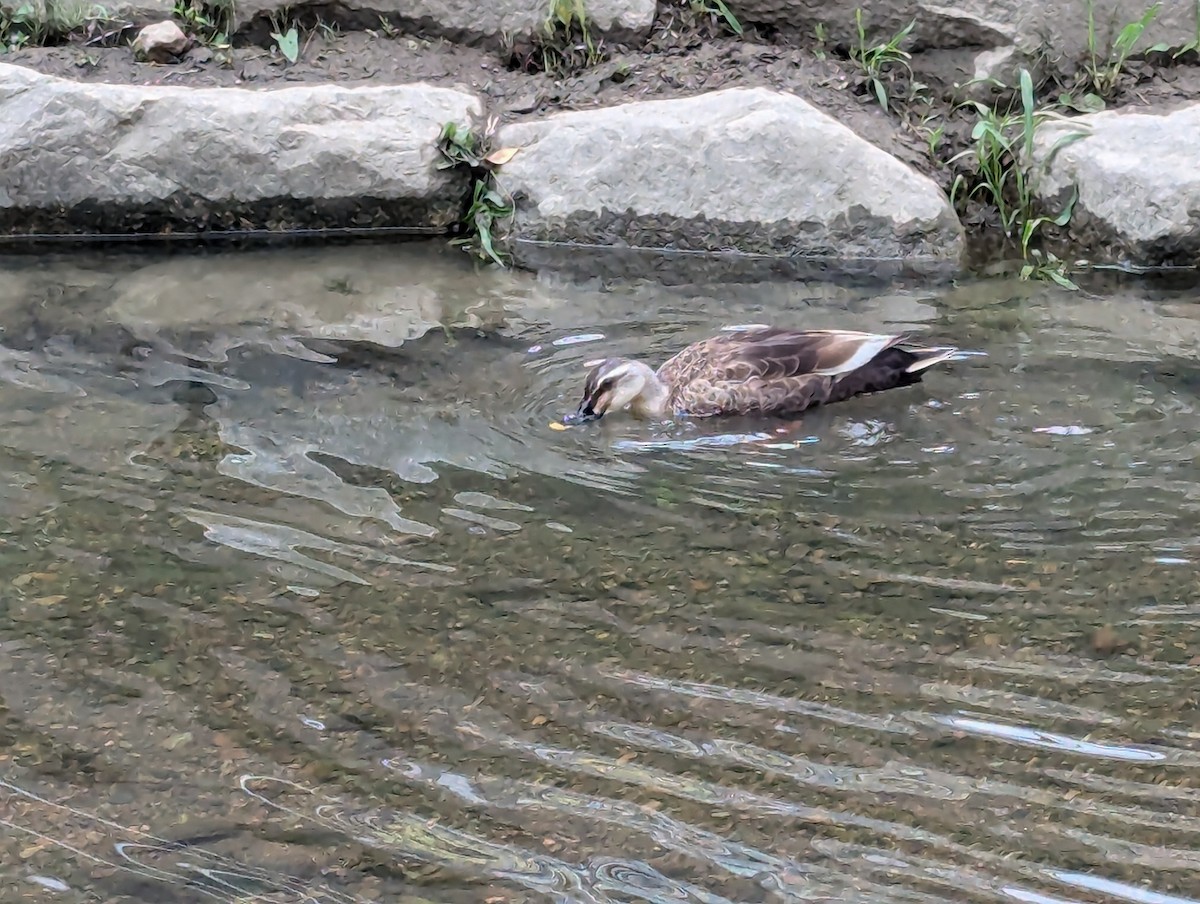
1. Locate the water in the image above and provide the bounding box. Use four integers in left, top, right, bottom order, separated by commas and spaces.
1, 242, 1199, 904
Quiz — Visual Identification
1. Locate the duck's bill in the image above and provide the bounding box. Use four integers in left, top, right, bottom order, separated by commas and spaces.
563, 407, 603, 425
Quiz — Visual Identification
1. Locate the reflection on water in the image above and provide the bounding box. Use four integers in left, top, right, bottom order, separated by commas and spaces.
1, 242, 1199, 904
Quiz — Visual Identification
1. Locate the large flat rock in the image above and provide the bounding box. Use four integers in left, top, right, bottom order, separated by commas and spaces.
231, 0, 656, 43
0, 63, 479, 234
733, 0, 1013, 49
494, 87, 964, 267
733, 1, 1190, 81
1031, 103, 1200, 267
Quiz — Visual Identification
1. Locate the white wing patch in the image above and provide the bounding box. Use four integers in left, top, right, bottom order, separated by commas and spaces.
813, 332, 902, 377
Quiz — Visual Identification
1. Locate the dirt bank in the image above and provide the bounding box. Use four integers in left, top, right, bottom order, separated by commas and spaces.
5, 2, 1200, 269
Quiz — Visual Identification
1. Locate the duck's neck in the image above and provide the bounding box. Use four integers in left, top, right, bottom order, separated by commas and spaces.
630, 373, 671, 418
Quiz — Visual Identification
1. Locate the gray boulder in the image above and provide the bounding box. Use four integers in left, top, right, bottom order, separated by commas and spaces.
0, 63, 479, 234
732, 0, 1010, 50
102, 0, 176, 23
230, 0, 657, 44
1031, 103, 1200, 266
494, 87, 964, 267
733, 1, 1191, 83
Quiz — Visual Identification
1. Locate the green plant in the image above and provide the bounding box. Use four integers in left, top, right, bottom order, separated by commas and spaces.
949, 69, 1087, 289
922, 113, 945, 156
1020, 246, 1077, 289
849, 8, 918, 113
272, 25, 297, 60
436, 121, 518, 267
534, 0, 603, 73
268, 10, 298, 62
690, 0, 742, 36
376, 14, 397, 37
172, 0, 232, 47
2, 0, 111, 49
813, 21, 827, 59
1083, 0, 1162, 98
2, 2, 44, 47
459, 180, 514, 267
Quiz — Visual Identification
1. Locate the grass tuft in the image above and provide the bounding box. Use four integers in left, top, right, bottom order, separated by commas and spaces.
849, 8, 918, 113
528, 0, 604, 74
436, 119, 517, 268
690, 0, 742, 36
172, 0, 233, 58
949, 69, 1088, 289
1061, 0, 1164, 105
2, 0, 113, 50
1089, 0, 1161, 97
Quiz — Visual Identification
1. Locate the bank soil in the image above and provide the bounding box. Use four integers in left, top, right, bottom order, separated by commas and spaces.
6, 6, 1200, 265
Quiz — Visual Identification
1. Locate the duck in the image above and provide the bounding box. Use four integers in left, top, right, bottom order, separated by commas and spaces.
563, 327, 958, 423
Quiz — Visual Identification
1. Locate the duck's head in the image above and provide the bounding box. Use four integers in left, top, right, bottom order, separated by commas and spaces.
564, 357, 660, 424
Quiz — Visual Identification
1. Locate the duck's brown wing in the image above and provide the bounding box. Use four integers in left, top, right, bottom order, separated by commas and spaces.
658, 328, 908, 385
671, 373, 835, 418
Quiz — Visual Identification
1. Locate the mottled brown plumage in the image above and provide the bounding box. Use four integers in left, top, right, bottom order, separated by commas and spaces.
565, 327, 958, 423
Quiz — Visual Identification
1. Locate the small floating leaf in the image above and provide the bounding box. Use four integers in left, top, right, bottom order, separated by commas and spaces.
548, 421, 568, 431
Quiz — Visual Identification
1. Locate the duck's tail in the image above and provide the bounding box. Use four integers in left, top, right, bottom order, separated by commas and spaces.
826, 343, 959, 404
903, 345, 960, 374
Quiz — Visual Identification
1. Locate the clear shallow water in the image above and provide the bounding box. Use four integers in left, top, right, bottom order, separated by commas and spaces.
1, 242, 1199, 904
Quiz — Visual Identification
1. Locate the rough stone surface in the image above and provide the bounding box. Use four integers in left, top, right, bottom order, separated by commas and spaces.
495, 87, 964, 266
1032, 103, 1200, 267
734, 0, 1015, 50
104, 0, 176, 23
131, 20, 190, 62
735, 1, 1195, 78
0, 63, 480, 234
1030, 0, 1196, 70
231, 0, 657, 44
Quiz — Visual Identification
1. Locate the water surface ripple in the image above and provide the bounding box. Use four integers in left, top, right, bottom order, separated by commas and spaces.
1, 244, 1198, 904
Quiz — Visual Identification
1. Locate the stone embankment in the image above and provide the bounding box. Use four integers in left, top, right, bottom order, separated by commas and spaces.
2, 0, 1199, 271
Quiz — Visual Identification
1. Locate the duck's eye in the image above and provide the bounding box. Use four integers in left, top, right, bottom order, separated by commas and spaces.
596, 379, 615, 393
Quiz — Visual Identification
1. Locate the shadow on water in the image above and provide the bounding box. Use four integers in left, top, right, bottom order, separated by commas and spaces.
1, 241, 1200, 904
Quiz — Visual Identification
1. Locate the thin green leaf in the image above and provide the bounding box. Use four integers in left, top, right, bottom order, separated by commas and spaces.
1113, 22, 1145, 55
1052, 187, 1078, 226
1047, 270, 1079, 290
1019, 68, 1035, 158
476, 222, 504, 267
